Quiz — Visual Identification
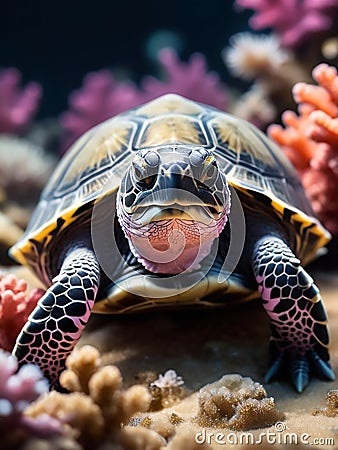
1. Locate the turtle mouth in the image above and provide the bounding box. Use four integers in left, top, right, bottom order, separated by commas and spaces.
117, 201, 228, 274
131, 204, 220, 226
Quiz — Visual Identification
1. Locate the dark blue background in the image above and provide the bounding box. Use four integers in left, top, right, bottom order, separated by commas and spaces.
0, 0, 251, 117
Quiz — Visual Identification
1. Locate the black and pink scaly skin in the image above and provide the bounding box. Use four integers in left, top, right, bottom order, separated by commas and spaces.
13, 245, 100, 387
12, 234, 334, 392
252, 236, 334, 392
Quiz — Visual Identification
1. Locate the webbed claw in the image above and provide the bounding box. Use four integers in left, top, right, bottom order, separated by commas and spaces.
253, 236, 334, 393
265, 345, 335, 392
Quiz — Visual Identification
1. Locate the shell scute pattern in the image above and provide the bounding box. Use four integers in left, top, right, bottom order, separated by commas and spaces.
50, 118, 136, 199
11, 94, 329, 274
136, 116, 208, 148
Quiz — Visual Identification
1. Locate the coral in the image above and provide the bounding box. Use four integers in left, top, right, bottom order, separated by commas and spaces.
0, 349, 62, 449
268, 63, 338, 234
0, 68, 42, 134
224, 33, 290, 81
20, 436, 83, 450
223, 32, 308, 126
60, 48, 228, 151
0, 136, 56, 206
60, 71, 142, 151
141, 48, 227, 110
149, 369, 186, 410
196, 374, 283, 430
119, 426, 165, 450
0, 272, 44, 351
313, 389, 338, 417
165, 424, 210, 450
152, 369, 184, 390
26, 345, 155, 449
234, 0, 338, 48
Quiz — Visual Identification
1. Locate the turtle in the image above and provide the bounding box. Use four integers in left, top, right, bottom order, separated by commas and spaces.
10, 94, 335, 392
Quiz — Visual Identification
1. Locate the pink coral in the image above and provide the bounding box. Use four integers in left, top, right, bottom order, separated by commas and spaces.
60, 71, 142, 151
0, 68, 42, 134
142, 48, 227, 110
0, 349, 62, 448
60, 48, 228, 151
0, 273, 44, 351
268, 63, 338, 235
235, 0, 338, 48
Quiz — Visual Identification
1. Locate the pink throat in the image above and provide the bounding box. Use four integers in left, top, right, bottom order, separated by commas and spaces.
125, 217, 226, 274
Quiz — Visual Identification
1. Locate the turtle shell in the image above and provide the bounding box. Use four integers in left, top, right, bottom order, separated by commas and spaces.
10, 94, 330, 283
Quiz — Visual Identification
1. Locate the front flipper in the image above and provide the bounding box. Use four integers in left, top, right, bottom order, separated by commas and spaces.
252, 237, 335, 392
13, 245, 100, 387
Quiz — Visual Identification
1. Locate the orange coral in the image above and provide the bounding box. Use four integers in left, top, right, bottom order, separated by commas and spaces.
268, 63, 338, 235
0, 273, 44, 351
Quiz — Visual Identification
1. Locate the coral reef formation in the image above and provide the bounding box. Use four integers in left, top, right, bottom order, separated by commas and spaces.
26, 345, 162, 449
223, 1, 338, 130
141, 48, 227, 110
0, 349, 61, 449
0, 273, 44, 351
234, 0, 338, 48
313, 389, 338, 417
197, 374, 283, 430
0, 68, 42, 134
1, 3, 338, 447
268, 63, 338, 235
223, 32, 308, 127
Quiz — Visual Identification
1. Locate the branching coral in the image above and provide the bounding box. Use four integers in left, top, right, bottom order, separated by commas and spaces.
142, 48, 227, 110
60, 48, 228, 151
197, 374, 283, 430
0, 349, 62, 449
0, 68, 42, 134
25, 345, 163, 449
0, 273, 44, 351
268, 63, 338, 234
234, 0, 338, 48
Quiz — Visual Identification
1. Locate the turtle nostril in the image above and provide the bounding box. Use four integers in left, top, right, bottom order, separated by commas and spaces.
206, 163, 217, 180
132, 161, 143, 181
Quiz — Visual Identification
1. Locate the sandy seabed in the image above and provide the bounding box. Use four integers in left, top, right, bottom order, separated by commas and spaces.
11, 266, 338, 449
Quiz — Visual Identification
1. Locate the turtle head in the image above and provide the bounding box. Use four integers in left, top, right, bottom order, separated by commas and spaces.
117, 145, 231, 274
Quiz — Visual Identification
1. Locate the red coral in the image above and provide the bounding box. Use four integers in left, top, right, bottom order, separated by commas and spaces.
60, 48, 228, 151
0, 68, 42, 134
0, 273, 44, 351
235, 0, 338, 48
268, 63, 338, 235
